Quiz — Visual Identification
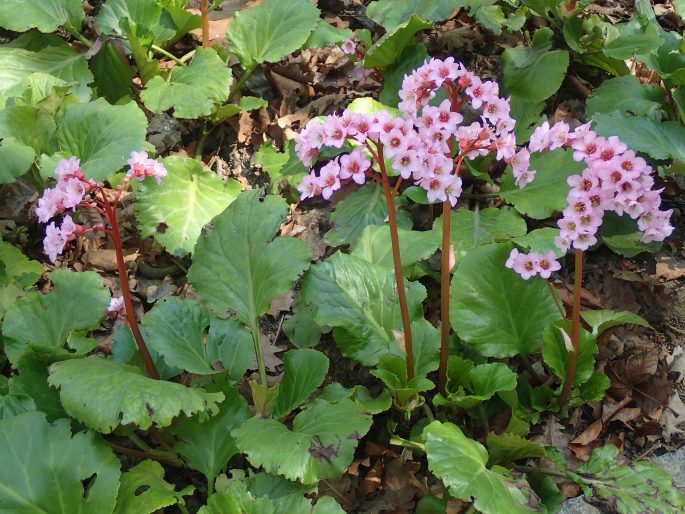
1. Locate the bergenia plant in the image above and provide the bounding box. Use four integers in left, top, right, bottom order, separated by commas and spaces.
506, 121, 674, 404
35, 152, 168, 380
295, 58, 530, 393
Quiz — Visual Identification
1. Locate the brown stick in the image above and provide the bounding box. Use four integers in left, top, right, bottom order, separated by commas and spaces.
438, 202, 451, 395
201, 0, 210, 48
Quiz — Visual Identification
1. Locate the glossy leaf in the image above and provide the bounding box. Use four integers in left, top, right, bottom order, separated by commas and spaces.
142, 48, 233, 119
576, 445, 685, 512
227, 0, 320, 70
171, 388, 250, 486
114, 460, 194, 514
379, 43, 429, 106
600, 212, 661, 257
325, 183, 411, 246
0, 139, 35, 184
301, 252, 426, 365
424, 421, 538, 513
363, 15, 432, 69
0, 0, 84, 33
351, 224, 440, 269
586, 75, 665, 117
188, 189, 311, 325
366, 0, 459, 29
318, 383, 392, 414
303, 20, 353, 49
274, 349, 329, 418
0, 411, 120, 514
542, 320, 597, 386
56, 98, 148, 181
233, 398, 372, 484
142, 297, 216, 374
434, 206, 527, 262
486, 432, 546, 466
97, 0, 175, 45
501, 148, 586, 219
255, 140, 309, 196
436, 357, 517, 409
136, 156, 242, 256
512, 228, 565, 258
451, 243, 558, 358
2, 270, 109, 364
581, 310, 649, 337
48, 356, 224, 433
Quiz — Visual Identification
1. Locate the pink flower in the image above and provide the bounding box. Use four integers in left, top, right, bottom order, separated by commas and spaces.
43, 221, 67, 263
55, 157, 82, 180
339, 149, 370, 185
126, 151, 168, 184
535, 251, 561, 279
297, 172, 321, 200
318, 160, 341, 200
107, 296, 125, 318
341, 39, 356, 55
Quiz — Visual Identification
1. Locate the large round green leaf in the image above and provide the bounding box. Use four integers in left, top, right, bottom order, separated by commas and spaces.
0, 105, 56, 156
141, 48, 233, 119
301, 252, 426, 365
97, 0, 176, 44
274, 349, 329, 418
363, 15, 432, 69
188, 189, 311, 325
233, 399, 372, 484
114, 460, 194, 514
450, 243, 558, 358
136, 156, 242, 257
48, 356, 224, 433
500, 148, 585, 220
0, 411, 120, 514
366, 0, 459, 30
0, 139, 35, 184
227, 0, 320, 70
56, 98, 148, 181
350, 224, 440, 269
0, 0, 84, 33
2, 270, 109, 364
424, 421, 537, 513
171, 388, 250, 487
542, 320, 597, 387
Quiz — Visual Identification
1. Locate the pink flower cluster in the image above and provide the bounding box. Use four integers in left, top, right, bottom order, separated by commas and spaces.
106, 296, 125, 318
505, 248, 561, 280
529, 121, 673, 251
295, 58, 528, 205
36, 152, 167, 263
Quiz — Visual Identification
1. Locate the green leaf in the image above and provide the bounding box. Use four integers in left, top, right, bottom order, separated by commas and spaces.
301, 252, 426, 365
578, 372, 610, 402
581, 310, 649, 337
486, 433, 546, 466
303, 20, 353, 49
0, 105, 56, 156
351, 224, 439, 268
171, 388, 250, 486
0, 241, 41, 289
233, 398, 372, 484
2, 270, 109, 364
89, 41, 134, 104
451, 243, 559, 358
274, 349, 329, 418
366, 0, 458, 30
0, 0, 84, 33
56, 98, 148, 181
0, 411, 120, 514
0, 44, 93, 101
501, 148, 586, 219
576, 445, 685, 512
0, 139, 35, 184
379, 43, 429, 107
586, 75, 665, 117
602, 19, 663, 60
188, 190, 312, 325
97, 0, 176, 45
592, 112, 685, 163
434, 206, 527, 262
600, 211, 661, 257
325, 183, 412, 246
255, 140, 309, 195
363, 15, 432, 69
512, 228, 565, 258
436, 358, 517, 409
319, 383, 392, 414
205, 316, 254, 381
227, 0, 320, 70
424, 421, 537, 513
142, 297, 217, 374
0, 394, 36, 420
372, 353, 435, 405
8, 356, 67, 421
48, 356, 224, 433
142, 48, 233, 119
502, 28, 569, 102
114, 460, 194, 514
111, 323, 181, 380
542, 320, 597, 386
510, 97, 546, 144
136, 156, 242, 256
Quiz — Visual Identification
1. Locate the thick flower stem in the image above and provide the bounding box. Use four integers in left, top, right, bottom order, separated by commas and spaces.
200, 0, 210, 48
377, 149, 415, 379
438, 201, 451, 395
108, 205, 159, 380
558, 249, 583, 406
